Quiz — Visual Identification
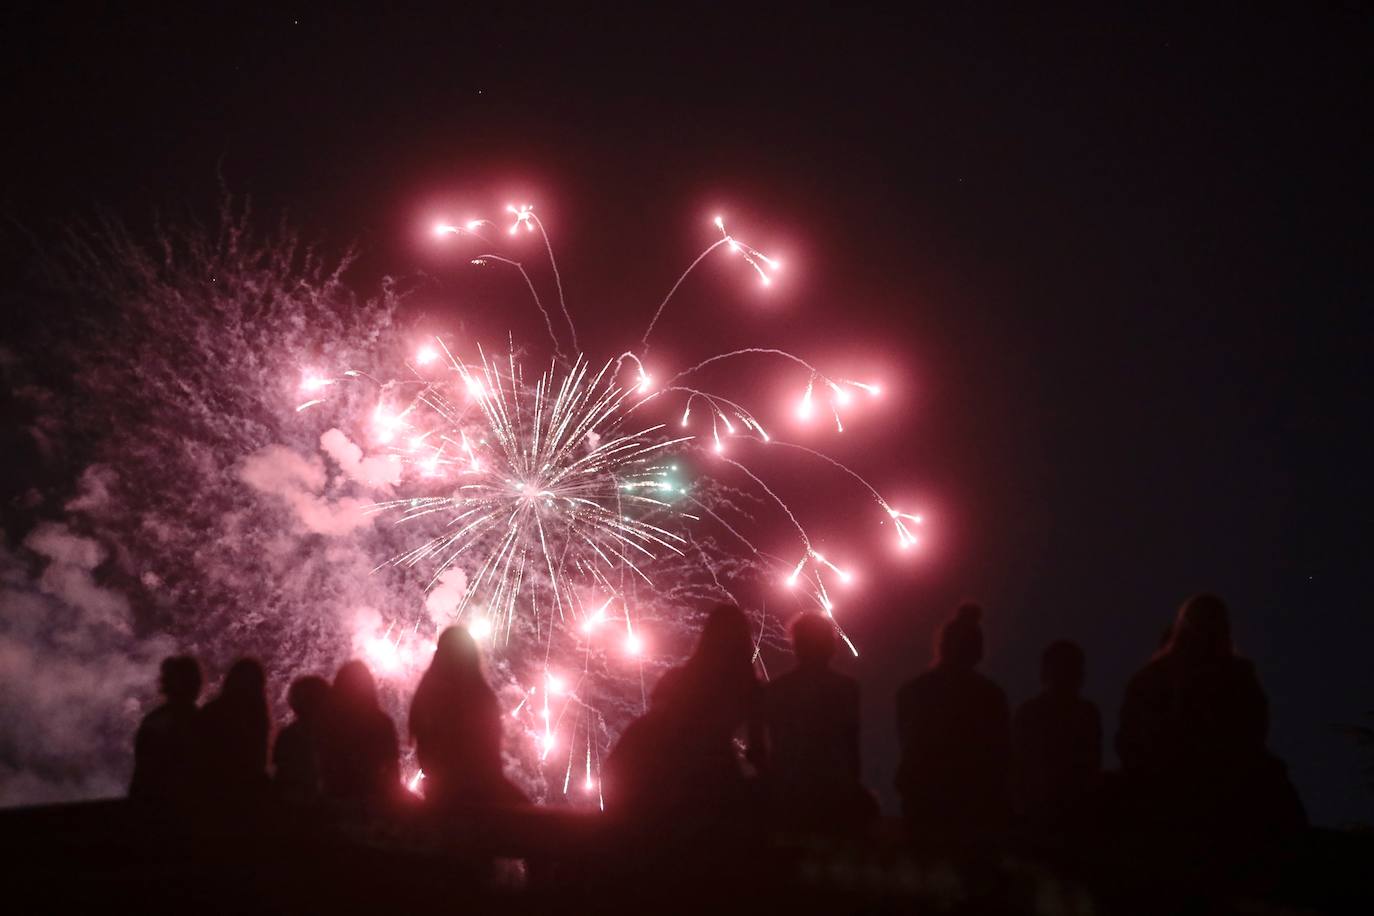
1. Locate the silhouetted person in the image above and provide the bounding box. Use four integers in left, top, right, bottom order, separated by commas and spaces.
318, 660, 400, 805
895, 603, 1011, 851
1117, 593, 1305, 836
195, 658, 271, 802
130, 655, 202, 805
273, 675, 330, 802
605, 604, 762, 824
760, 613, 875, 832
1013, 640, 1101, 832
409, 627, 526, 807
601, 672, 675, 819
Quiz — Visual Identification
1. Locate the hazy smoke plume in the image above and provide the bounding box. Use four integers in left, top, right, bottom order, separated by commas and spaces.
0, 202, 411, 804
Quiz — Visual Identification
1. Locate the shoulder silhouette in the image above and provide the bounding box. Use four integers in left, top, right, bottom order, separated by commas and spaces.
130, 655, 202, 805
195, 658, 271, 802
1013, 640, 1101, 831
409, 626, 526, 807
895, 603, 1011, 850
760, 613, 875, 832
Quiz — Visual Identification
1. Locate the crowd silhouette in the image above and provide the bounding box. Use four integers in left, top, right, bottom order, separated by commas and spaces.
129, 592, 1307, 876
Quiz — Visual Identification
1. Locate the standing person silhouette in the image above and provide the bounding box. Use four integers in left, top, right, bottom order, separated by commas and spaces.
272, 675, 330, 802
409, 627, 526, 807
130, 655, 202, 805
895, 603, 1011, 852
195, 658, 271, 802
760, 613, 875, 833
319, 661, 400, 806
1117, 593, 1305, 836
1013, 640, 1101, 832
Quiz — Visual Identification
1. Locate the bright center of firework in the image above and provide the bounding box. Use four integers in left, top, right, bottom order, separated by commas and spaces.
373, 351, 692, 652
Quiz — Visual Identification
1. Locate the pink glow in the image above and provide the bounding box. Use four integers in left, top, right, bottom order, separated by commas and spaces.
582, 599, 611, 633
365, 636, 402, 674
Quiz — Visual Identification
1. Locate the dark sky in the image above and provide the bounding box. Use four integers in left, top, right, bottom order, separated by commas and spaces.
3, 4, 1371, 823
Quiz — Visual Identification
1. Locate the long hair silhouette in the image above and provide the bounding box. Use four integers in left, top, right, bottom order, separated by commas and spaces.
409, 626, 523, 806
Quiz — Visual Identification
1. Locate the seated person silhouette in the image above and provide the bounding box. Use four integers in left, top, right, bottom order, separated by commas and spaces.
1012, 640, 1101, 832
760, 613, 876, 833
195, 658, 271, 802
1117, 593, 1305, 837
130, 655, 202, 805
409, 626, 527, 808
605, 604, 762, 827
273, 675, 330, 802
895, 603, 1011, 851
320, 661, 400, 806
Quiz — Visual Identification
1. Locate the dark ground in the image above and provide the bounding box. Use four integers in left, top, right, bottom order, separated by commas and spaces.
4, 800, 1373, 915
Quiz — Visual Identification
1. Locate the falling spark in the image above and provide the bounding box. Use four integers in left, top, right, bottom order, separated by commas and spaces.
507, 203, 536, 234
640, 214, 780, 356
798, 376, 815, 420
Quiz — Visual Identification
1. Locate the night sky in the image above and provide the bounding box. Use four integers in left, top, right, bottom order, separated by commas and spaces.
3, 5, 1371, 823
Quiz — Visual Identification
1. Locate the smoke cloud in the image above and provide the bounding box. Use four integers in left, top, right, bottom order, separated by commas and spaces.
0, 203, 412, 806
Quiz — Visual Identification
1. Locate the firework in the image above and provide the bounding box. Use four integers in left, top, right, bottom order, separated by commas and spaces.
302, 204, 923, 802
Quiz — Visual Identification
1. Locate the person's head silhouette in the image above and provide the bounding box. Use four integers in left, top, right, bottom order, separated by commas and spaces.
1040, 640, 1085, 695
223, 658, 266, 697
692, 603, 754, 677
936, 603, 984, 670
160, 655, 202, 704
333, 660, 380, 711
431, 625, 484, 682
287, 675, 330, 723
1162, 593, 1233, 664
790, 613, 837, 669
